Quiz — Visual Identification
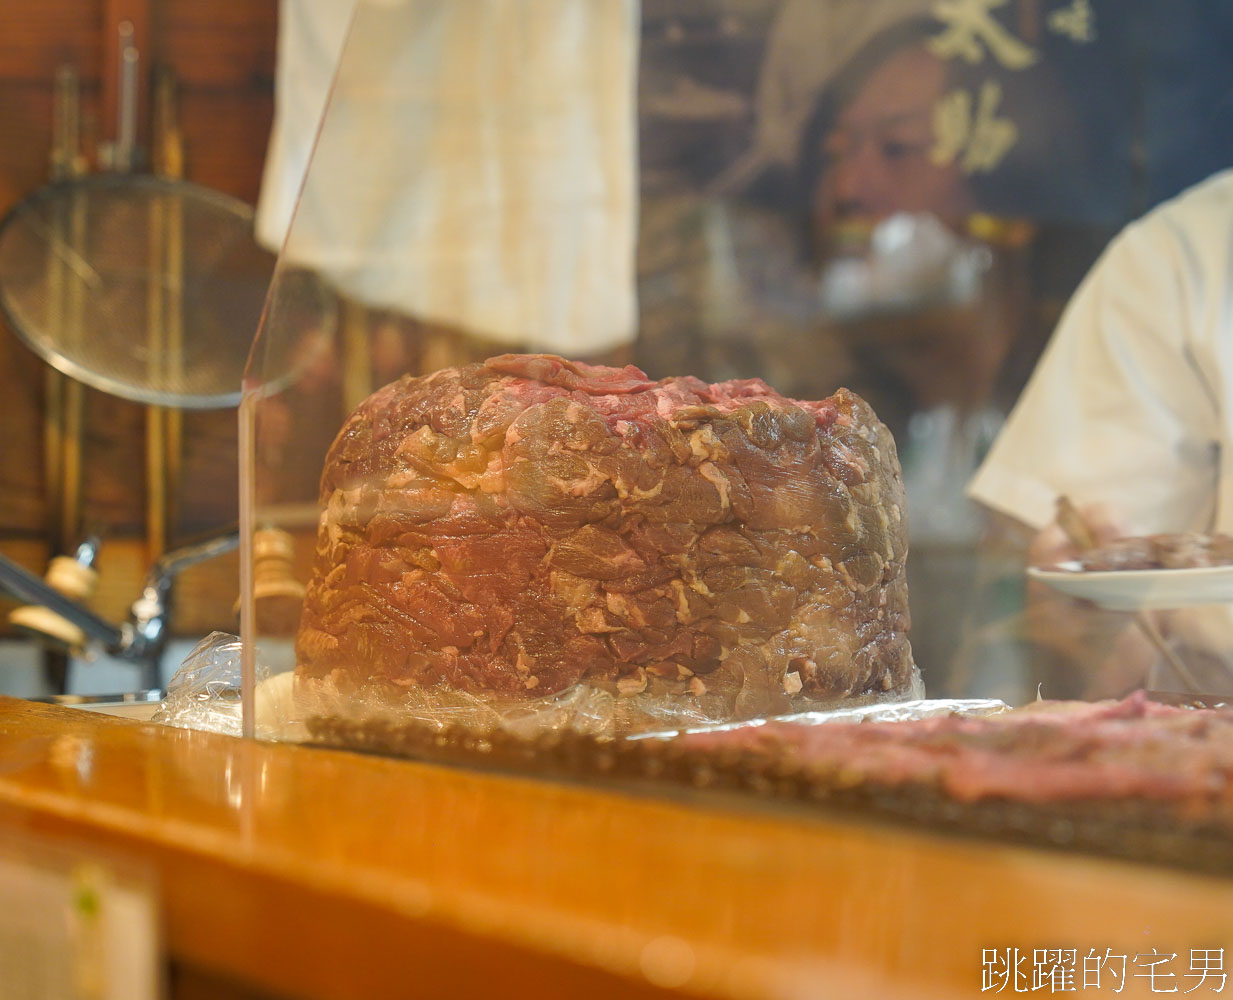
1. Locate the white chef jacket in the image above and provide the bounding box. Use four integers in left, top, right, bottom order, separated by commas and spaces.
967, 169, 1233, 534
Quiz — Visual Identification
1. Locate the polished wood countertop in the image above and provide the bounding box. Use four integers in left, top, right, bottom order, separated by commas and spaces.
0, 696, 1230, 999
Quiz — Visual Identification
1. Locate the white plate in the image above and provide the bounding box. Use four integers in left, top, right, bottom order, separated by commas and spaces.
1027, 561, 1233, 611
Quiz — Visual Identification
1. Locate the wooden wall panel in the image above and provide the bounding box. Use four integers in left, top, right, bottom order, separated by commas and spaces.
154, 0, 276, 203
155, 0, 277, 90
0, 85, 65, 208
0, 2, 103, 84
176, 90, 274, 205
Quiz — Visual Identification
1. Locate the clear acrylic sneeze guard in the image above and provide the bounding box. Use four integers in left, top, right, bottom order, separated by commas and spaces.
236, 0, 1190, 755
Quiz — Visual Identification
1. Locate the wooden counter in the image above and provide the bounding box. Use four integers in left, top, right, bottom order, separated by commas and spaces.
0, 696, 1230, 999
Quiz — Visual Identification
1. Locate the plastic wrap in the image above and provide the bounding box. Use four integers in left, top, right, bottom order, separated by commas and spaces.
630, 696, 1008, 741
152, 633, 301, 739
157, 634, 929, 746
295, 671, 929, 747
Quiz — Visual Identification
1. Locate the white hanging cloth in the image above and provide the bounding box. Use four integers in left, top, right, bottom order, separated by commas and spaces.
257, 0, 640, 355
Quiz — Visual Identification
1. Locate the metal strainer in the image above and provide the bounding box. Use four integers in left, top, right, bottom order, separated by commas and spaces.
0, 173, 312, 409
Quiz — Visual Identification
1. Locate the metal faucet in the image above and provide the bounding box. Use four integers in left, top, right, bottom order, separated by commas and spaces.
0, 530, 239, 692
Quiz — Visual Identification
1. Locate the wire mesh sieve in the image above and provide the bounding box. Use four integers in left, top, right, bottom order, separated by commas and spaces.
0, 174, 330, 409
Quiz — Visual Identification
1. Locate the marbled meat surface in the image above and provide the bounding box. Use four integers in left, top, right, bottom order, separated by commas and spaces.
296, 354, 916, 725
675, 692, 1233, 809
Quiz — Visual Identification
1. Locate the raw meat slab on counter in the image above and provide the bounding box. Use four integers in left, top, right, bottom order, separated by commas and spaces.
310, 692, 1233, 874
671, 690, 1232, 807
296, 354, 917, 731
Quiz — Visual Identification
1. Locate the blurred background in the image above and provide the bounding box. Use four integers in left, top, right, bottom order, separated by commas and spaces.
2, 0, 1232, 702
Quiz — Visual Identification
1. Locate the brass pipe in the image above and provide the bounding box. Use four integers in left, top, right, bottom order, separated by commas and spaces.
44, 67, 70, 552
45, 66, 87, 555
59, 362, 84, 549
157, 68, 185, 546
61, 70, 88, 553
145, 187, 167, 559
143, 68, 187, 561
38, 65, 87, 693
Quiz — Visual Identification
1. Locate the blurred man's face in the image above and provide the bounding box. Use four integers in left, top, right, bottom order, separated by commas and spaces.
812, 45, 972, 240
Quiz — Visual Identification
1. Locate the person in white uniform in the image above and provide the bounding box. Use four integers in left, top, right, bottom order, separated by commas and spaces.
967, 169, 1233, 695
969, 169, 1233, 536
